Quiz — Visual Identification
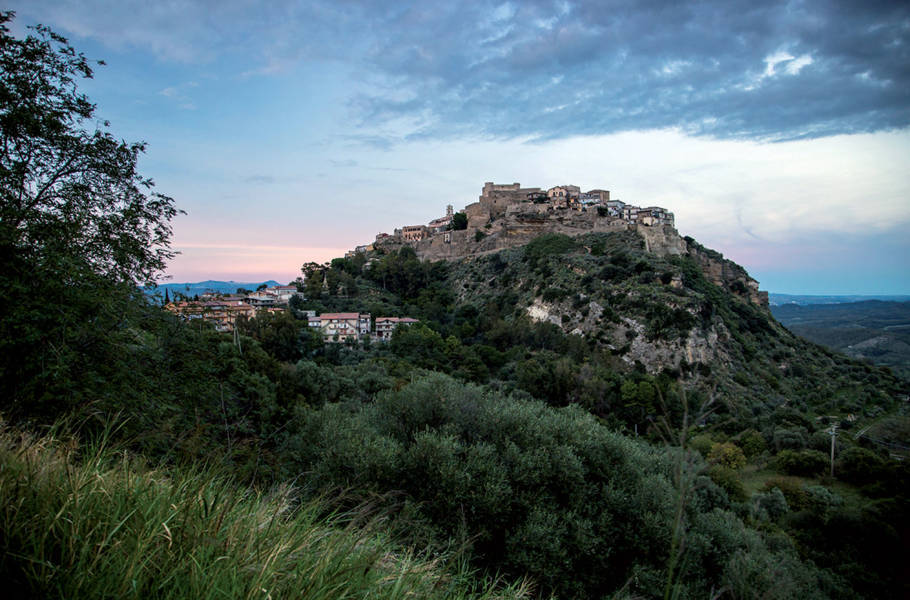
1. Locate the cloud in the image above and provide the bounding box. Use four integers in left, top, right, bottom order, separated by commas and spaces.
158, 82, 196, 109
328, 159, 358, 168
14, 0, 910, 142
244, 174, 275, 184
347, 0, 910, 142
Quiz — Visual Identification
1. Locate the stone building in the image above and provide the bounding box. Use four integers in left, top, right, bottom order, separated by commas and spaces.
585, 189, 610, 203
547, 185, 581, 200
638, 207, 675, 227
463, 181, 543, 228
401, 225, 428, 242
427, 205, 454, 234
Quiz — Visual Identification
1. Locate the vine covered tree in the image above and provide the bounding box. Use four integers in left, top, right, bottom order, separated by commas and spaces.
0, 12, 179, 417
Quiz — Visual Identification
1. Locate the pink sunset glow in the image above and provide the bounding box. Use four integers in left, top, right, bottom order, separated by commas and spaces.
163, 244, 350, 284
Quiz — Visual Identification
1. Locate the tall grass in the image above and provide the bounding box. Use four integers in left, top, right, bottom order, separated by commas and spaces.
0, 423, 532, 599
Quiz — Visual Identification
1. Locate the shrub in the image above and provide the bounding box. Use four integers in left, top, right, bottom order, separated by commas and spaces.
750, 487, 790, 522
803, 485, 844, 514
523, 233, 577, 261
689, 433, 715, 457
708, 442, 747, 470
707, 466, 747, 502
0, 426, 528, 600
738, 429, 767, 458
775, 449, 828, 477
283, 373, 825, 599
836, 446, 885, 485
762, 476, 808, 510
541, 287, 567, 302
772, 427, 808, 451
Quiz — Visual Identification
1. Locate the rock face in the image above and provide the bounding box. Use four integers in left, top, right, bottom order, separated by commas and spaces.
684, 238, 769, 308
523, 295, 734, 375
617, 318, 731, 374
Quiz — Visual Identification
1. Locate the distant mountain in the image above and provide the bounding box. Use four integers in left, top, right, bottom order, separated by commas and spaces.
769, 293, 910, 306
771, 300, 910, 379
147, 280, 282, 298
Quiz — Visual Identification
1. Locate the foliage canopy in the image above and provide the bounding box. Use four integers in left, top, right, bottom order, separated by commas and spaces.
0, 13, 178, 418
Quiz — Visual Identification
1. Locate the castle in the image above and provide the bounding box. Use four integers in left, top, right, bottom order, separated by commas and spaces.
350, 182, 676, 261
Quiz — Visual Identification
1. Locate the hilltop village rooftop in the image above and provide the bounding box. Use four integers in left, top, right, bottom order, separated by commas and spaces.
349, 182, 674, 257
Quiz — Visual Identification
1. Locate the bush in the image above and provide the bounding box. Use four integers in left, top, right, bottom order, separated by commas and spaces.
283, 373, 824, 599
708, 442, 747, 470
751, 487, 790, 522
738, 429, 767, 458
708, 465, 747, 502
836, 446, 885, 485
0, 426, 525, 600
523, 233, 577, 261
762, 476, 808, 511
689, 433, 715, 457
541, 287, 567, 302
775, 449, 828, 477
803, 485, 844, 514
772, 427, 808, 451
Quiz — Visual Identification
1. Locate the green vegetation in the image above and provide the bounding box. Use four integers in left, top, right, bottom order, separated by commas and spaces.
771, 300, 910, 379
0, 424, 531, 600
281, 373, 835, 599
451, 212, 468, 230
1, 15, 908, 600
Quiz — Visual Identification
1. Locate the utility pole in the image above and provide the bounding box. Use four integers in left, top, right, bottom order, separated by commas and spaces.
828, 423, 838, 478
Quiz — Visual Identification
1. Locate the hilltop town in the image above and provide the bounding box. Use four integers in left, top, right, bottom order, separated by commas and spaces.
166, 182, 765, 333
350, 182, 676, 261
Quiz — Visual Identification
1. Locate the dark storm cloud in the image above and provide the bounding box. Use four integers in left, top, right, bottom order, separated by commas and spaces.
17, 0, 910, 141
347, 0, 910, 141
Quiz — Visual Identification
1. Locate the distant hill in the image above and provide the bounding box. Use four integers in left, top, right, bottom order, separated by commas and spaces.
771, 300, 910, 379
769, 293, 910, 306
147, 280, 282, 298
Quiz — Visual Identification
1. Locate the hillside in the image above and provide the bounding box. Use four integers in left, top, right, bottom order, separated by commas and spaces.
149, 279, 282, 298
772, 300, 910, 379
428, 231, 905, 424
5, 22, 906, 599
296, 227, 909, 442
283, 228, 910, 598
5, 226, 909, 600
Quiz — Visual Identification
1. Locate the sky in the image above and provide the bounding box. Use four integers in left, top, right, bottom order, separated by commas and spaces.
8, 0, 910, 294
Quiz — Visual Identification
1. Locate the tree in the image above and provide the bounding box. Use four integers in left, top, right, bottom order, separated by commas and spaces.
708, 442, 747, 470
449, 211, 467, 230
0, 13, 179, 418
0, 13, 178, 285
